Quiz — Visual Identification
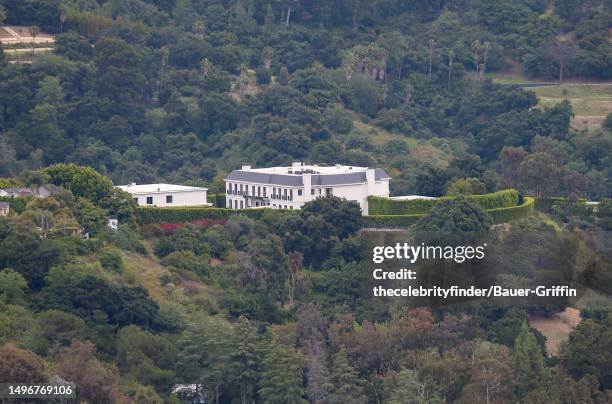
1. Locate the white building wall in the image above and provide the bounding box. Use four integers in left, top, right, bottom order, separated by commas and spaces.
133, 190, 208, 207
225, 179, 389, 214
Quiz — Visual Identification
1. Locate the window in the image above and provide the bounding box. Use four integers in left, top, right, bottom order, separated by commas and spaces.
133, 197, 139, 203
166, 195, 173, 203
256, 202, 259, 207
257, 186, 261, 196
146, 196, 153, 205
290, 206, 293, 210
289, 189, 293, 199
298, 189, 302, 196
240, 200, 244, 209
263, 187, 267, 197
325, 188, 332, 196
311, 189, 315, 195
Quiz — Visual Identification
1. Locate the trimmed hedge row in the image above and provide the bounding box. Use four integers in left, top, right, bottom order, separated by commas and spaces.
486, 196, 535, 224
364, 213, 424, 227
367, 189, 520, 215
364, 196, 535, 228
137, 206, 295, 224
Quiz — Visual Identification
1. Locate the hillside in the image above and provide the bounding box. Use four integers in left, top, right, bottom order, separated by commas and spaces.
0, 1, 611, 403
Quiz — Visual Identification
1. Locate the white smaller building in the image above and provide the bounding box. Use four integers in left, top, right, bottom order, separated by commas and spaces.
117, 183, 210, 207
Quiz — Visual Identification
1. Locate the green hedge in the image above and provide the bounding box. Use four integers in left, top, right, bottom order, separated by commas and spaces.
364, 213, 424, 227
486, 197, 535, 224
137, 206, 294, 224
364, 196, 535, 228
367, 189, 520, 215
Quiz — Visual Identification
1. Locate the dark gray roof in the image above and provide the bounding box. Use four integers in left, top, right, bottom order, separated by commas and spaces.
226, 168, 390, 186
226, 171, 303, 186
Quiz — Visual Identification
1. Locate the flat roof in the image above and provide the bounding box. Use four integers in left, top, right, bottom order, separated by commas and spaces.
225, 163, 390, 186
116, 183, 208, 194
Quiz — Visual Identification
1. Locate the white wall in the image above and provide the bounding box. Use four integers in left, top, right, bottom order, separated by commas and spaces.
134, 190, 208, 207
225, 179, 390, 214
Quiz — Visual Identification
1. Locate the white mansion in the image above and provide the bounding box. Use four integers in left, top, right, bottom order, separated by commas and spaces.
224, 162, 390, 215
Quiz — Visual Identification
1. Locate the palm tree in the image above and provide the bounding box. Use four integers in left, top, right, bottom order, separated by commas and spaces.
29, 26, 40, 55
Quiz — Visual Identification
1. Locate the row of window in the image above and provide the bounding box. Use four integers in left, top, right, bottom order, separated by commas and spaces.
227, 198, 295, 210
135, 195, 173, 205
225, 183, 333, 198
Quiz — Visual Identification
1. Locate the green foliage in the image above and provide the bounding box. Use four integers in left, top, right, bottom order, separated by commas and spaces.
447, 178, 487, 196
116, 325, 176, 390
512, 322, 549, 398
561, 317, 612, 389
43, 164, 113, 204
75, 197, 108, 235
258, 342, 306, 404
138, 206, 295, 224
368, 189, 520, 215
486, 196, 535, 224
328, 349, 367, 404
0, 268, 27, 305
99, 248, 123, 272
0, 178, 21, 188
256, 66, 272, 85
0, 196, 27, 214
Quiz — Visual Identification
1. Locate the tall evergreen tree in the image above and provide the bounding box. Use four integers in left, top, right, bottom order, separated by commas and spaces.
230, 316, 259, 404
258, 341, 306, 404
328, 348, 367, 404
388, 369, 442, 404
512, 322, 549, 398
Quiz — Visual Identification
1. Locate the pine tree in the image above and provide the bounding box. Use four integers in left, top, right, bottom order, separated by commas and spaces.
512, 322, 549, 398
230, 316, 259, 404
258, 341, 306, 404
388, 369, 442, 404
305, 341, 332, 403
177, 316, 233, 404
328, 349, 367, 404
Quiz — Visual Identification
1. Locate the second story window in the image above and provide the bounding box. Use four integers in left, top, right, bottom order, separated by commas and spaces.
298, 189, 302, 196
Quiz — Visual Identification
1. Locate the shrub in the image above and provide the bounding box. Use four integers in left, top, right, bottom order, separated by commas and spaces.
99, 248, 123, 272
255, 66, 271, 84
137, 206, 295, 224
367, 189, 520, 215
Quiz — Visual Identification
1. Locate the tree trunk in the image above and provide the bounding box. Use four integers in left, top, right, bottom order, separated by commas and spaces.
286, 6, 291, 27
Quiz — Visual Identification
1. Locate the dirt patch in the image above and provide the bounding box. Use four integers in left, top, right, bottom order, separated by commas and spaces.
529, 307, 581, 356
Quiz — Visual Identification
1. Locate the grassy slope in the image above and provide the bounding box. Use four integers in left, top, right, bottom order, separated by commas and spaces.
489, 72, 612, 130
352, 119, 455, 168
531, 83, 612, 129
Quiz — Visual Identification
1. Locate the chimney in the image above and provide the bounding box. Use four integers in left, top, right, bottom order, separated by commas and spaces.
303, 173, 312, 202
292, 162, 302, 168
241, 165, 251, 171
128, 182, 136, 187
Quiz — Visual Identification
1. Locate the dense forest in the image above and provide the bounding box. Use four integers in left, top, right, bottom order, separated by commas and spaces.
0, 1, 611, 403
